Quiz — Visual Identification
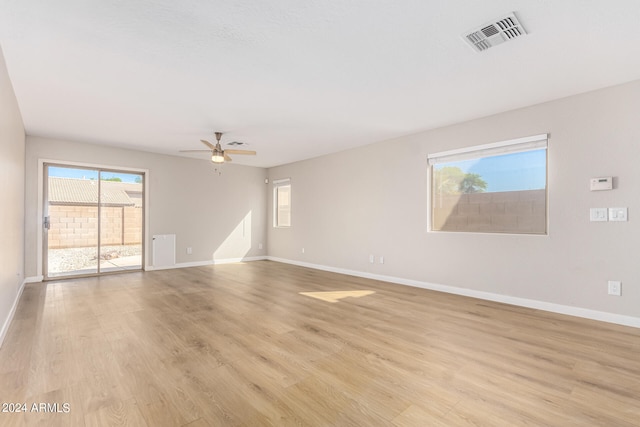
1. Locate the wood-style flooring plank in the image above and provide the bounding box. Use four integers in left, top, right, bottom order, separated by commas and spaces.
1, 260, 639, 426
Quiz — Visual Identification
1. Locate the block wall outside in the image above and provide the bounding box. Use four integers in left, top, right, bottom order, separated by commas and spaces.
432, 189, 546, 234
47, 205, 142, 249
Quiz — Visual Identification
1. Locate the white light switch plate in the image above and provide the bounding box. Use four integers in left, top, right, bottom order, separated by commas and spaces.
590, 208, 607, 222
608, 280, 621, 296
608, 207, 628, 222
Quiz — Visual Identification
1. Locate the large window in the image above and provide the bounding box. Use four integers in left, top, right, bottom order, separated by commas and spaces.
428, 134, 548, 234
273, 178, 291, 227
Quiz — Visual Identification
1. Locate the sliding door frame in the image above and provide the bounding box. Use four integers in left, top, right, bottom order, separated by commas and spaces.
38, 159, 150, 280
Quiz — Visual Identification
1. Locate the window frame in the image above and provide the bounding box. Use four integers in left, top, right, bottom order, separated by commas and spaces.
273, 178, 291, 228
427, 134, 549, 235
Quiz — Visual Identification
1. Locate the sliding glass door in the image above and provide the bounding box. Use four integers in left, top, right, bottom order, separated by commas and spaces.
44, 164, 144, 279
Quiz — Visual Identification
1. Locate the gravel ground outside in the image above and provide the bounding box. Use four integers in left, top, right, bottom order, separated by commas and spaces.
48, 244, 142, 274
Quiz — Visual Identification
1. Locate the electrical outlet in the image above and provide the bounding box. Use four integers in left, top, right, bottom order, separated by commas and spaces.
379, 256, 384, 264
186, 247, 192, 255
301, 247, 305, 254
608, 280, 621, 296
369, 254, 374, 263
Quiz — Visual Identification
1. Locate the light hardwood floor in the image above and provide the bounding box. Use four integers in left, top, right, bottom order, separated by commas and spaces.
1, 261, 639, 426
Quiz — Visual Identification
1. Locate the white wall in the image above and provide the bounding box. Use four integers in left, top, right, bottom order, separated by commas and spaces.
25, 137, 268, 278
268, 79, 640, 321
0, 46, 25, 346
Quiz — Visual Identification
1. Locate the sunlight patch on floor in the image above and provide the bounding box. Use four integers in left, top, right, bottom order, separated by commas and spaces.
299, 290, 375, 303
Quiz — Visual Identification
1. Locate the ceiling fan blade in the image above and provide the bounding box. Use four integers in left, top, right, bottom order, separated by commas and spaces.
224, 153, 233, 162
200, 139, 215, 149
225, 149, 256, 155
179, 149, 212, 153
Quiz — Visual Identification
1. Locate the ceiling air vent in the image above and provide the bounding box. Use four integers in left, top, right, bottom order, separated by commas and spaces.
463, 13, 527, 53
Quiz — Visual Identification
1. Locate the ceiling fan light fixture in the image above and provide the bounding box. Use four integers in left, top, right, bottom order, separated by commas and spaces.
178, 131, 256, 167
211, 151, 225, 163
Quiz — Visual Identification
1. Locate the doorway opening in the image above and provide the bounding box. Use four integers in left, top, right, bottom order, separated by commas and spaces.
43, 164, 145, 279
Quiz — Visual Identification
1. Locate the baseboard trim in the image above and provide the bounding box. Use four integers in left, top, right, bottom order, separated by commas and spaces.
25, 275, 43, 283
147, 256, 267, 271
213, 256, 267, 265
0, 279, 27, 349
267, 257, 640, 329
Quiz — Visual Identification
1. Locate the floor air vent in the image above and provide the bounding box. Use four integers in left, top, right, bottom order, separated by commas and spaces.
463, 13, 527, 52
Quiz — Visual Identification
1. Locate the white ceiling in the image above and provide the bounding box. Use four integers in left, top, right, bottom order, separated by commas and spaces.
2, 1, 640, 168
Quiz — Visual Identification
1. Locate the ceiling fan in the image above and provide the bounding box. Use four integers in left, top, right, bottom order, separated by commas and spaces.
180, 132, 256, 163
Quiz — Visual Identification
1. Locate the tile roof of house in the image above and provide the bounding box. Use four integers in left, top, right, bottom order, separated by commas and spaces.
48, 177, 142, 206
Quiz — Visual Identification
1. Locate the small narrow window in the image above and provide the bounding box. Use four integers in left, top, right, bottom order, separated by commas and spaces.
273, 178, 291, 227
428, 134, 548, 234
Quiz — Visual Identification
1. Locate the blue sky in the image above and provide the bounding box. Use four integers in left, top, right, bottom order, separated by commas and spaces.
48, 166, 141, 183
435, 149, 546, 192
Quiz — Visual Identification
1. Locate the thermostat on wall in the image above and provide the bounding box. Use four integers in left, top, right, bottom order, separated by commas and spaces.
590, 176, 612, 191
